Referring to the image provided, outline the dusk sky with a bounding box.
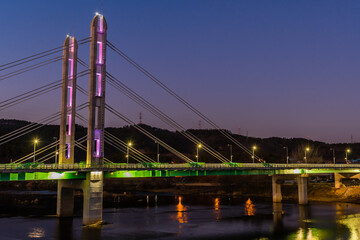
[1,0,360,143]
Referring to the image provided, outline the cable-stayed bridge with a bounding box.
[0,14,358,225]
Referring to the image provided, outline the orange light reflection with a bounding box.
[176,196,188,224]
[245,198,256,216]
[214,197,221,220]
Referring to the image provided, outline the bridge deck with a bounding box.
[0,163,358,181]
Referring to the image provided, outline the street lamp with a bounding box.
[345,149,351,163]
[227,144,233,162]
[330,148,335,164]
[53,137,58,164]
[196,144,202,162]
[283,147,289,164]
[33,139,39,163]
[252,146,256,163]
[126,142,132,164]
[155,141,160,163]
[304,147,310,163]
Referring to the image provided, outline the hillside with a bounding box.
[0,119,358,164]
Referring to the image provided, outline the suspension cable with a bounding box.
[106,104,193,163]
[106,72,229,163]
[0,70,89,111]
[0,37,90,71]
[0,103,88,146]
[0,56,63,82]
[107,40,261,161]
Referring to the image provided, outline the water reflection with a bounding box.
[82,226,102,240]
[272,203,283,232]
[28,227,45,238]
[175,196,188,224]
[56,218,74,240]
[6,195,360,239]
[299,205,311,229]
[337,213,360,240]
[244,198,256,216]
[294,227,329,240]
[214,197,221,220]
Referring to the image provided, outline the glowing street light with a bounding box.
[345,149,351,163]
[304,147,310,163]
[33,139,39,163]
[252,146,256,163]
[196,144,202,162]
[126,142,132,164]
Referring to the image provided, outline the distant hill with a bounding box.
[0,119,357,164]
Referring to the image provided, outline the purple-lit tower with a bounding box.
[57,35,78,219]
[87,13,107,165]
[57,15,107,225]
[59,36,78,164]
[82,13,107,226]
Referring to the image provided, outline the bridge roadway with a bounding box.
[0,163,359,181]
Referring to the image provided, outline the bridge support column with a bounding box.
[297,175,308,205]
[57,180,83,217]
[272,175,282,203]
[83,171,103,226]
[334,173,344,188]
[57,180,74,217]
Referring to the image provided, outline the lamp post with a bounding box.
[53,137,58,164]
[330,148,335,164]
[283,146,289,164]
[304,147,310,163]
[227,144,233,162]
[155,141,159,163]
[126,142,132,164]
[33,139,38,163]
[345,149,350,163]
[196,144,202,162]
[252,146,256,163]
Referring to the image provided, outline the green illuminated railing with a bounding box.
[1,163,360,172]
[0,163,359,181]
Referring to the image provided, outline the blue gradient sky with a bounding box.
[1,0,360,143]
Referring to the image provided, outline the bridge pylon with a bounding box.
[87,13,107,165]
[59,36,78,164]
[57,13,107,226]
[83,13,107,226]
[57,35,78,218]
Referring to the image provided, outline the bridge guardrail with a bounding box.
[1,163,360,172]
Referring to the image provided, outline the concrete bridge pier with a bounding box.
[57,180,83,217]
[82,172,104,226]
[57,180,75,217]
[272,175,282,203]
[297,175,308,205]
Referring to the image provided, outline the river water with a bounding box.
[0,194,360,239]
